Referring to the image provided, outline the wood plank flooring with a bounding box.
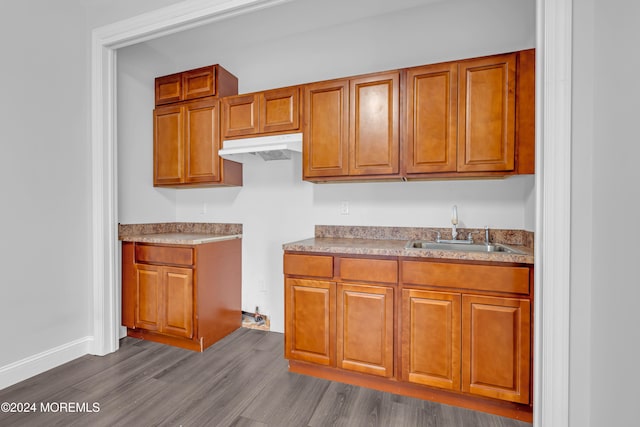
[0,328,532,427]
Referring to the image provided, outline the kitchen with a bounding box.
[1,0,637,426]
[116,0,535,419]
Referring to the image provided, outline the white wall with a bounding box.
[570,1,594,425]
[0,0,187,390]
[570,1,640,425]
[118,0,536,332]
[0,0,92,373]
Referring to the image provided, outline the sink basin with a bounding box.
[405,240,525,254]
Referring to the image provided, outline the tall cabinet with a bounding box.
[153,65,243,187]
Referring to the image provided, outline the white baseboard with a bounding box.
[0,336,93,391]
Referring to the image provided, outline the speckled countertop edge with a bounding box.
[283,226,534,265]
[119,222,242,245]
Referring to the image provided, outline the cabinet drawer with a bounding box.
[284,254,333,278]
[401,261,530,295]
[135,244,194,267]
[339,258,398,284]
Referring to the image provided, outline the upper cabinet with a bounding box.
[302,49,534,182]
[457,53,516,173]
[155,65,239,106]
[222,86,301,138]
[303,71,400,181]
[404,62,458,174]
[404,49,535,179]
[153,64,242,187]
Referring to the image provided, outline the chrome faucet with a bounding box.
[485,226,490,246]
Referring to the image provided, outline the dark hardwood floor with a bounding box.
[0,328,532,426]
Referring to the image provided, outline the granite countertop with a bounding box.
[119,222,242,246]
[282,226,534,265]
[121,232,241,245]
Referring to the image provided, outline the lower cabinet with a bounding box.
[284,278,335,366]
[135,263,194,338]
[337,282,394,377]
[284,251,533,420]
[284,254,396,378]
[401,289,530,404]
[122,239,242,352]
[462,294,530,404]
[401,289,461,390]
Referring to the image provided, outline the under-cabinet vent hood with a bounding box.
[219,133,302,162]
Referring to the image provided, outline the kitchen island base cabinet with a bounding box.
[122,238,241,352]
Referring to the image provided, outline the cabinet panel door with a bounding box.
[401,289,461,390]
[337,283,394,377]
[458,53,516,172]
[155,73,182,105]
[285,278,336,366]
[135,264,161,331]
[161,266,194,339]
[462,295,530,404]
[182,66,215,100]
[349,72,400,176]
[154,104,184,185]
[405,63,457,173]
[303,80,349,178]
[261,87,300,133]
[222,94,259,138]
[184,98,220,184]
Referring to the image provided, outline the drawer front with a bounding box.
[339,258,398,284]
[135,244,194,267]
[284,254,334,278]
[401,260,530,295]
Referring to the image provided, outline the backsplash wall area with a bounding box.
[117,0,536,332]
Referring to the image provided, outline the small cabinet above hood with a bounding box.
[218,133,302,162]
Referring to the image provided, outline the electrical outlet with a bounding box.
[340,200,349,215]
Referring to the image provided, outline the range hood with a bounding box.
[218,133,302,162]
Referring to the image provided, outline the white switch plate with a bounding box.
[340,200,349,215]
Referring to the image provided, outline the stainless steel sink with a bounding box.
[405,240,525,254]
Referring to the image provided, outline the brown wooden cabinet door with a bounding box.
[337,283,394,377]
[401,289,461,390]
[458,53,516,172]
[184,98,221,184]
[155,73,182,105]
[303,80,349,178]
[134,264,194,338]
[405,63,457,173]
[222,94,259,138]
[154,104,184,185]
[349,72,400,176]
[135,264,162,332]
[285,278,336,366]
[462,294,530,404]
[182,66,216,100]
[261,87,300,133]
[161,266,194,339]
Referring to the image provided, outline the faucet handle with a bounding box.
[436,231,441,242]
[485,226,490,244]
[467,232,473,242]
